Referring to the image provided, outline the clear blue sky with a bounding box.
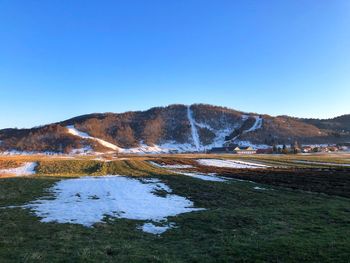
[0,0,349,129]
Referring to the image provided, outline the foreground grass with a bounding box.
[1,173,350,262]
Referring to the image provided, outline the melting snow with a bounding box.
[157,142,199,153]
[121,143,178,154]
[177,171,228,182]
[243,116,263,134]
[67,125,200,154]
[149,161,193,169]
[67,125,122,151]
[187,106,201,151]
[161,164,194,169]
[14,176,203,234]
[70,146,94,155]
[149,161,228,182]
[185,106,242,152]
[253,186,268,191]
[227,116,264,145]
[197,159,269,168]
[241,115,249,121]
[64,112,266,155]
[140,222,176,235]
[63,114,264,155]
[0,162,37,176]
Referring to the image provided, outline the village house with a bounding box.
[233,146,256,154]
[302,146,313,153]
[208,145,257,154]
[300,145,341,153]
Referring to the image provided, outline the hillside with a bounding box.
[302,115,350,133]
[0,104,349,154]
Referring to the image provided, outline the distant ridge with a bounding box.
[0,104,349,154]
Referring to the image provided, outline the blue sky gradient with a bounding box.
[0,0,349,128]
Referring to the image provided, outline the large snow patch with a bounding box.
[197,159,269,168]
[177,171,228,182]
[15,176,204,234]
[0,162,37,176]
[149,161,228,182]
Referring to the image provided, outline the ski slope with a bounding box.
[243,116,263,134]
[66,113,264,154]
[67,125,123,151]
[187,106,201,150]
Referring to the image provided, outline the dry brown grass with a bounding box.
[1,152,350,179]
[0,160,24,169]
[0,159,26,177]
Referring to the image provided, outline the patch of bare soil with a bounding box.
[151,157,350,198]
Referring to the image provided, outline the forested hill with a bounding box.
[0,104,349,154]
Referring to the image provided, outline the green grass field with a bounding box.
[0,154,350,262]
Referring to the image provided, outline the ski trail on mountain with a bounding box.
[187,106,200,151]
[243,116,263,134]
[66,125,122,151]
[225,116,263,144]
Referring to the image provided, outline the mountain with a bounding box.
[0,104,349,154]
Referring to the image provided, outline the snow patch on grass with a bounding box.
[70,146,94,155]
[149,161,227,182]
[140,222,176,235]
[16,176,204,234]
[177,171,228,182]
[0,162,37,176]
[197,159,269,169]
[149,161,193,169]
[253,186,268,191]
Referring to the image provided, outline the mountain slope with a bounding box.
[302,115,350,133]
[0,104,349,154]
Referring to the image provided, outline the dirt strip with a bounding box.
[151,158,350,198]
